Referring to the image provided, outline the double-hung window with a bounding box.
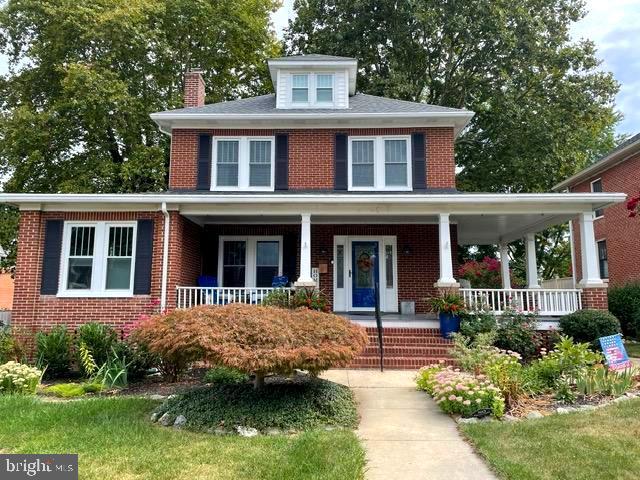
[212,137,275,190]
[348,136,411,190]
[61,222,136,296]
[316,74,334,103]
[591,178,604,218]
[218,236,283,288]
[292,74,309,103]
[597,239,609,279]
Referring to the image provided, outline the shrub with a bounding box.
[459,310,497,340]
[419,365,505,418]
[261,288,293,308]
[156,376,358,432]
[0,361,42,395]
[133,304,368,387]
[204,366,249,385]
[458,257,503,288]
[0,327,22,363]
[110,341,158,381]
[608,283,640,337]
[494,308,538,360]
[76,323,117,374]
[575,366,636,397]
[35,326,72,378]
[291,288,330,311]
[44,382,103,398]
[559,310,621,349]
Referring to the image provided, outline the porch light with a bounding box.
[402,245,411,255]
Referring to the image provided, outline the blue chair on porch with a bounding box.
[197,275,218,305]
[272,276,289,288]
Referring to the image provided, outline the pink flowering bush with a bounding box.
[458,257,503,288]
[628,192,640,218]
[416,365,505,418]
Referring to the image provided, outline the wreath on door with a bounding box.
[357,252,372,272]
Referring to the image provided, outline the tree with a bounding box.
[133,303,368,388]
[0,0,280,265]
[286,0,620,278]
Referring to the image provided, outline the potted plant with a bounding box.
[428,292,466,338]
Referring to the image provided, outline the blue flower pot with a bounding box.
[439,312,460,338]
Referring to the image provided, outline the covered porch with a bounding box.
[170,191,623,320]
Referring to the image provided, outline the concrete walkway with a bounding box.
[322,370,497,480]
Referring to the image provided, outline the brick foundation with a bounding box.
[581,286,609,310]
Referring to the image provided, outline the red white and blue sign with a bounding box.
[599,334,633,371]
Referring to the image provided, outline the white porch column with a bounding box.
[578,211,605,287]
[295,213,315,286]
[435,213,459,287]
[525,233,540,288]
[499,243,511,290]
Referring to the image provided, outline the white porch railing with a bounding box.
[176,286,293,309]
[460,288,583,316]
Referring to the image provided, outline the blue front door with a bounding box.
[351,241,379,308]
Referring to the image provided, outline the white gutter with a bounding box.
[160,202,170,313]
[149,111,474,121]
[0,192,626,206]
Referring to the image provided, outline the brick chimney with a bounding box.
[184,69,205,108]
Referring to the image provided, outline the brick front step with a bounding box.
[364,327,442,336]
[366,335,453,346]
[361,345,453,357]
[348,356,457,369]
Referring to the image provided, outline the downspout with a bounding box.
[160,202,170,312]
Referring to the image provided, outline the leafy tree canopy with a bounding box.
[0,0,281,266]
[287,0,621,277]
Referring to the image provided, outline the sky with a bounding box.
[0,0,637,136]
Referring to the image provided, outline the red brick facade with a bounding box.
[11,210,202,334]
[570,151,640,287]
[168,127,456,191]
[581,287,609,310]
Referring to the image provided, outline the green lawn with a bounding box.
[0,396,365,480]
[624,341,640,358]
[461,399,640,480]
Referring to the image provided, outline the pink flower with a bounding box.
[448,395,457,401]
[463,400,471,406]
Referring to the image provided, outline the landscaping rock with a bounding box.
[149,394,166,401]
[578,405,596,411]
[158,412,174,427]
[173,415,187,428]
[478,416,495,423]
[265,428,282,436]
[150,412,160,422]
[503,415,519,422]
[556,407,575,415]
[526,411,544,419]
[457,417,478,424]
[206,427,229,436]
[236,426,259,437]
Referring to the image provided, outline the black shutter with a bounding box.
[196,134,212,190]
[334,133,348,190]
[275,133,289,190]
[412,132,426,190]
[133,219,154,295]
[40,220,63,295]
[282,233,298,284]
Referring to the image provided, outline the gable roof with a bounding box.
[153,93,469,116]
[553,133,640,191]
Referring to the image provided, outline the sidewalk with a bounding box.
[322,369,497,480]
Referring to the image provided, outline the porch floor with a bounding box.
[338,313,438,329]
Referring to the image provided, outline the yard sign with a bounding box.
[599,334,633,371]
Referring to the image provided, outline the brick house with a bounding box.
[0,55,626,362]
[554,133,640,287]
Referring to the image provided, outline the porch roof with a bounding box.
[0,191,625,245]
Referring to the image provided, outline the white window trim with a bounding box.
[290,72,335,108]
[347,135,412,191]
[211,136,275,191]
[591,178,604,219]
[58,221,137,298]
[217,236,283,287]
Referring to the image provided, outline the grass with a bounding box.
[624,340,640,358]
[0,395,365,480]
[160,376,359,432]
[461,398,640,480]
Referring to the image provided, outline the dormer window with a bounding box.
[316,74,334,103]
[291,74,309,103]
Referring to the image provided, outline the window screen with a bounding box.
[106,226,134,290]
[351,140,375,187]
[216,140,239,186]
[292,74,309,102]
[67,226,95,290]
[384,139,408,186]
[249,140,272,187]
[316,74,333,102]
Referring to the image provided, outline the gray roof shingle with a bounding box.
[269,54,356,62]
[155,93,469,116]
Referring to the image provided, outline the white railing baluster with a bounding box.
[175,286,293,309]
[459,288,583,317]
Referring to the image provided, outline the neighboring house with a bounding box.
[0,55,625,347]
[0,245,12,311]
[554,134,640,287]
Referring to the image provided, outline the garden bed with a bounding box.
[153,374,359,434]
